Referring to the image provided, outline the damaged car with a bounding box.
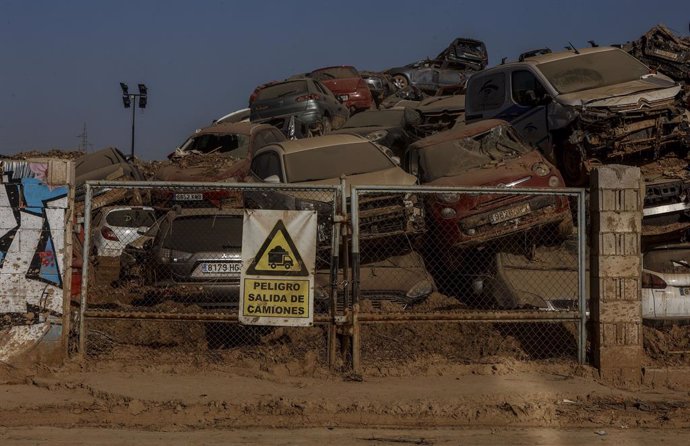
[250,78,349,135]
[386,38,487,93]
[246,134,425,243]
[465,46,690,225]
[308,66,373,113]
[624,24,690,85]
[406,120,572,252]
[331,107,422,157]
[642,242,690,320]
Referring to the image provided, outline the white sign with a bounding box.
[239,210,317,326]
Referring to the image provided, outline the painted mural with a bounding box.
[1,160,69,361]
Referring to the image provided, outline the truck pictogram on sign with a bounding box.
[246,219,308,277]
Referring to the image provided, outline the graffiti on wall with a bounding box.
[1,160,68,338]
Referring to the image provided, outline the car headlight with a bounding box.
[406,280,433,300]
[437,193,460,204]
[366,130,388,142]
[440,207,457,219]
[531,162,550,177]
[548,175,560,187]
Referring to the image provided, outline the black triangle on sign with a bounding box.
[246,219,308,276]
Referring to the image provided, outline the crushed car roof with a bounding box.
[509,46,624,66]
[411,119,508,149]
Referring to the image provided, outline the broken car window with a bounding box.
[310,67,359,80]
[179,133,250,157]
[418,125,532,182]
[537,49,650,94]
[255,80,308,100]
[511,70,548,106]
[644,247,690,274]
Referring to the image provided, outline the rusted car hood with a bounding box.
[155,158,247,182]
[425,150,546,187]
[558,78,680,106]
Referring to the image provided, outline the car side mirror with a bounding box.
[263,174,281,183]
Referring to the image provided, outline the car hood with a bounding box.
[321,78,362,94]
[417,95,466,112]
[557,77,681,107]
[300,166,417,191]
[425,150,549,187]
[333,125,395,136]
[155,159,247,182]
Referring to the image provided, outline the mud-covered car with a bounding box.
[360,71,396,107]
[465,46,690,223]
[250,78,349,135]
[642,243,690,320]
[246,134,425,243]
[386,38,487,93]
[132,208,244,307]
[314,250,435,311]
[331,107,422,157]
[308,66,373,113]
[406,120,572,250]
[414,94,466,136]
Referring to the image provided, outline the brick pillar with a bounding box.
[590,165,644,384]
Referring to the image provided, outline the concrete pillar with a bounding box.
[590,165,644,385]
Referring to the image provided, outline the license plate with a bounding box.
[174,193,203,201]
[199,262,241,274]
[490,203,531,224]
[680,287,690,296]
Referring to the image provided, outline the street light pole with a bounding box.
[119,82,148,159]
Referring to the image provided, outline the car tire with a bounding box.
[392,74,409,90]
[320,116,332,135]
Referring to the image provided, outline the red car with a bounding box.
[406,119,572,250]
[308,66,373,113]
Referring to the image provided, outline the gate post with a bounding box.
[590,165,644,384]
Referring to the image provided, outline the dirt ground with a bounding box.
[2,356,690,441]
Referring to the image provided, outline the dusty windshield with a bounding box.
[418,125,531,182]
[180,133,250,157]
[342,110,403,128]
[163,215,243,252]
[537,50,650,94]
[256,81,308,100]
[285,142,394,182]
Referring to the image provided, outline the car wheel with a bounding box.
[320,116,332,135]
[392,75,409,90]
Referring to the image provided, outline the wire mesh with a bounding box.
[351,186,586,367]
[79,181,341,362]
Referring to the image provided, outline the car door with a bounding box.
[506,69,551,154]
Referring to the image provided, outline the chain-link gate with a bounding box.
[349,185,587,371]
[77,181,343,368]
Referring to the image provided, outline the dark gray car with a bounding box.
[250,78,349,135]
[147,208,244,307]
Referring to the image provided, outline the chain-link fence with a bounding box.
[349,185,587,370]
[77,181,343,367]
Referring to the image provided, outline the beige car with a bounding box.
[247,134,426,242]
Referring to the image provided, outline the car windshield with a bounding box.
[163,215,243,252]
[342,110,404,128]
[311,67,359,80]
[644,248,690,274]
[256,81,308,100]
[537,50,650,94]
[105,209,156,228]
[179,133,250,157]
[285,142,395,182]
[418,125,532,182]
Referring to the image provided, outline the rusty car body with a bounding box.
[624,24,690,85]
[465,46,690,225]
[406,120,572,251]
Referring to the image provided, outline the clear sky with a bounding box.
[1,0,688,160]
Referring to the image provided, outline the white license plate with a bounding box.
[200,262,241,274]
[174,193,203,201]
[680,287,690,296]
[490,203,531,224]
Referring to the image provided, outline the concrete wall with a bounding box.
[590,165,644,384]
[0,159,74,364]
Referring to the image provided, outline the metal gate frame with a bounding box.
[349,185,588,369]
[77,180,344,366]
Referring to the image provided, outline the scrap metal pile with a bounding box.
[10,24,689,322]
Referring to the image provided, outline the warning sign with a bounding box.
[239,210,317,327]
